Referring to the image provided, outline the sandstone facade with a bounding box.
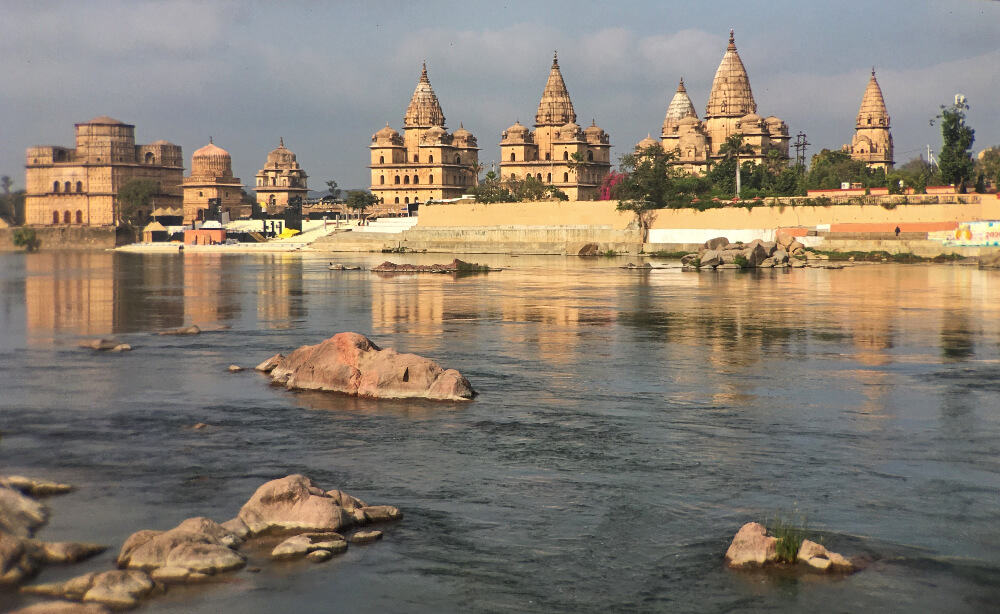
[848,70,894,170]
[24,116,183,226]
[499,53,611,200]
[369,64,480,215]
[254,138,308,214]
[181,139,244,225]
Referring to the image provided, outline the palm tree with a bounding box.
[718,135,755,197]
[469,161,485,187]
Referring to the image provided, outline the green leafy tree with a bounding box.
[933,98,975,191]
[802,149,886,190]
[344,190,379,216]
[116,179,158,228]
[613,145,712,241]
[325,180,342,201]
[12,227,40,251]
[0,176,14,223]
[974,147,1000,190]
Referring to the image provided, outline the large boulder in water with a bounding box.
[267,332,475,401]
[237,474,402,537]
[725,522,777,567]
[0,487,48,537]
[116,516,244,577]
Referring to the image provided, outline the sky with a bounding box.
[2,0,999,191]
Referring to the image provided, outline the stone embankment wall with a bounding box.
[313,195,1000,256]
[0,226,116,252]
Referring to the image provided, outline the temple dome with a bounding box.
[557,122,582,141]
[191,140,233,178]
[662,79,699,135]
[705,30,757,118]
[535,52,577,127]
[421,125,450,145]
[266,138,298,168]
[85,115,128,125]
[857,70,890,128]
[404,63,446,128]
[636,134,659,150]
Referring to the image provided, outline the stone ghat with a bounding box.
[13,474,402,613]
[681,232,827,270]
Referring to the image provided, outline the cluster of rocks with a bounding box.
[1,476,106,589]
[13,474,402,612]
[157,325,201,336]
[681,233,825,271]
[371,259,494,274]
[258,332,475,402]
[725,522,854,573]
[78,339,131,353]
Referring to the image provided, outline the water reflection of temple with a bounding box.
[255,254,306,328]
[26,252,115,344]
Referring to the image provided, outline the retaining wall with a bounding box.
[0,226,116,252]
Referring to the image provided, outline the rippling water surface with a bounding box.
[1,251,999,613]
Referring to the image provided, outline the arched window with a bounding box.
[380,176,385,185]
[510,152,516,161]
[413,154,419,163]
[454,154,460,164]
[429,174,434,184]
[545,153,551,161]
[76,181,83,193]
[271,177,276,186]
[63,210,71,223]
[510,173,517,180]
[144,152,155,164]
[587,150,594,162]
[537,173,542,180]
[52,211,59,224]
[413,176,419,185]
[404,197,409,204]
[563,172,569,182]
[394,197,399,204]
[64,181,71,192]
[403,176,409,185]
[379,155,385,164]
[394,176,400,185]
[53,181,60,193]
[547,173,552,182]
[562,151,568,161]
[197,209,204,221]
[75,210,83,224]
[429,154,434,163]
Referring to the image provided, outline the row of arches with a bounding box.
[506,150,596,162]
[376,154,463,165]
[379,174,470,186]
[53,181,83,193]
[51,210,84,224]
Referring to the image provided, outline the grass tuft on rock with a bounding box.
[768,512,808,564]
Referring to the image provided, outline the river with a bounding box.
[1,251,999,613]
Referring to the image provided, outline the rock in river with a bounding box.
[266,332,475,401]
[724,522,777,567]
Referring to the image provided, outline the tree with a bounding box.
[0,176,14,223]
[1,176,12,195]
[468,161,485,187]
[12,227,40,251]
[974,147,1000,190]
[344,190,378,217]
[613,145,711,241]
[325,180,342,201]
[933,98,975,191]
[802,149,886,190]
[116,179,158,228]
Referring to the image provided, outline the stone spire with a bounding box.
[662,78,699,135]
[535,51,577,127]
[404,62,446,128]
[705,30,757,118]
[857,69,890,128]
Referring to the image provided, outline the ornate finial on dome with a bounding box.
[872,66,876,77]
[209,136,213,144]
[553,50,558,66]
[592,118,596,127]
[421,61,428,80]
[460,121,464,129]
[279,137,284,147]
[678,78,686,92]
[728,29,736,49]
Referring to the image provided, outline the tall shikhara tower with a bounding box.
[850,70,893,170]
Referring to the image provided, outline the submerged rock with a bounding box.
[0,486,49,537]
[797,539,853,571]
[116,516,243,576]
[10,601,111,614]
[271,532,346,559]
[158,325,201,336]
[266,332,475,401]
[24,570,155,610]
[77,339,120,351]
[1,476,73,498]
[1,531,37,585]
[349,530,382,544]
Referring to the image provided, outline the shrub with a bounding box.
[12,227,41,252]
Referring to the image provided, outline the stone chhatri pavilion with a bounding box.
[639,30,790,173]
[848,70,893,170]
[24,116,183,226]
[500,52,611,200]
[181,138,243,224]
[255,138,309,214]
[369,63,480,214]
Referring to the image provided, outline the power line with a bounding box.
[793,132,809,168]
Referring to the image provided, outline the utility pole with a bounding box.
[927,144,937,167]
[793,132,809,169]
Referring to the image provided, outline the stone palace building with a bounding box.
[637,31,790,173]
[369,64,480,214]
[24,116,183,226]
[499,53,611,200]
[181,139,243,224]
